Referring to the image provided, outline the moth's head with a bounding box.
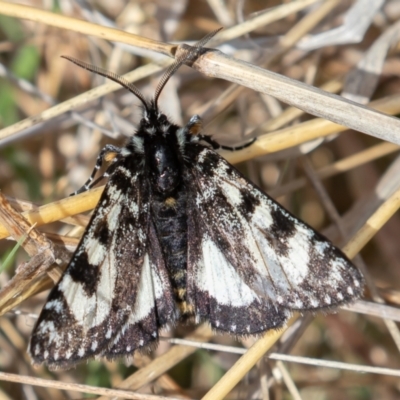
[139,102,171,135]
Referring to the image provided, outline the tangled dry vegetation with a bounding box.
[1,0,400,399]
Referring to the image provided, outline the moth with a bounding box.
[29,32,363,369]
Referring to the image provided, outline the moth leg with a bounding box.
[199,135,256,151]
[70,144,122,196]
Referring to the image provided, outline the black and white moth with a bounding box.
[29,33,363,370]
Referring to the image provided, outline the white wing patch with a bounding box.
[110,252,170,347]
[196,235,258,307]
[107,202,122,231]
[129,253,164,325]
[58,249,116,329]
[84,237,107,266]
[80,189,124,266]
[252,217,311,286]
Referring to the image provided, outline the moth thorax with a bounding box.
[148,136,181,195]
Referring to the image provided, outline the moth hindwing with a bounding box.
[29,33,363,370]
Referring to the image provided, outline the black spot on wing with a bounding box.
[93,219,110,245]
[108,156,144,193]
[260,207,297,257]
[194,148,219,176]
[110,170,133,192]
[68,252,100,297]
[238,187,260,216]
[270,207,296,238]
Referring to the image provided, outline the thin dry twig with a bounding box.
[269,142,400,198]
[268,354,400,377]
[343,187,400,258]
[0,1,173,56]
[194,51,400,146]
[274,361,303,400]
[210,0,320,44]
[0,371,182,400]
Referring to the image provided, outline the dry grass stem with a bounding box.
[0,371,182,400]
[0,1,173,56]
[210,0,320,44]
[343,300,400,323]
[221,94,400,164]
[196,52,400,145]
[270,142,400,198]
[343,187,400,258]
[274,361,303,400]
[267,354,400,377]
[0,187,103,239]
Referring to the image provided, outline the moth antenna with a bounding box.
[153,27,223,110]
[61,56,149,114]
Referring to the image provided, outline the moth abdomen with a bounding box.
[151,188,189,310]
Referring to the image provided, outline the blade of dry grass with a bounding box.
[342,19,400,103]
[0,1,173,56]
[269,142,400,198]
[0,371,182,400]
[221,94,400,164]
[194,51,400,146]
[274,361,303,400]
[206,0,233,26]
[343,187,400,257]
[298,0,385,50]
[209,0,320,45]
[268,353,400,377]
[279,0,341,49]
[344,299,400,323]
[0,187,103,240]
